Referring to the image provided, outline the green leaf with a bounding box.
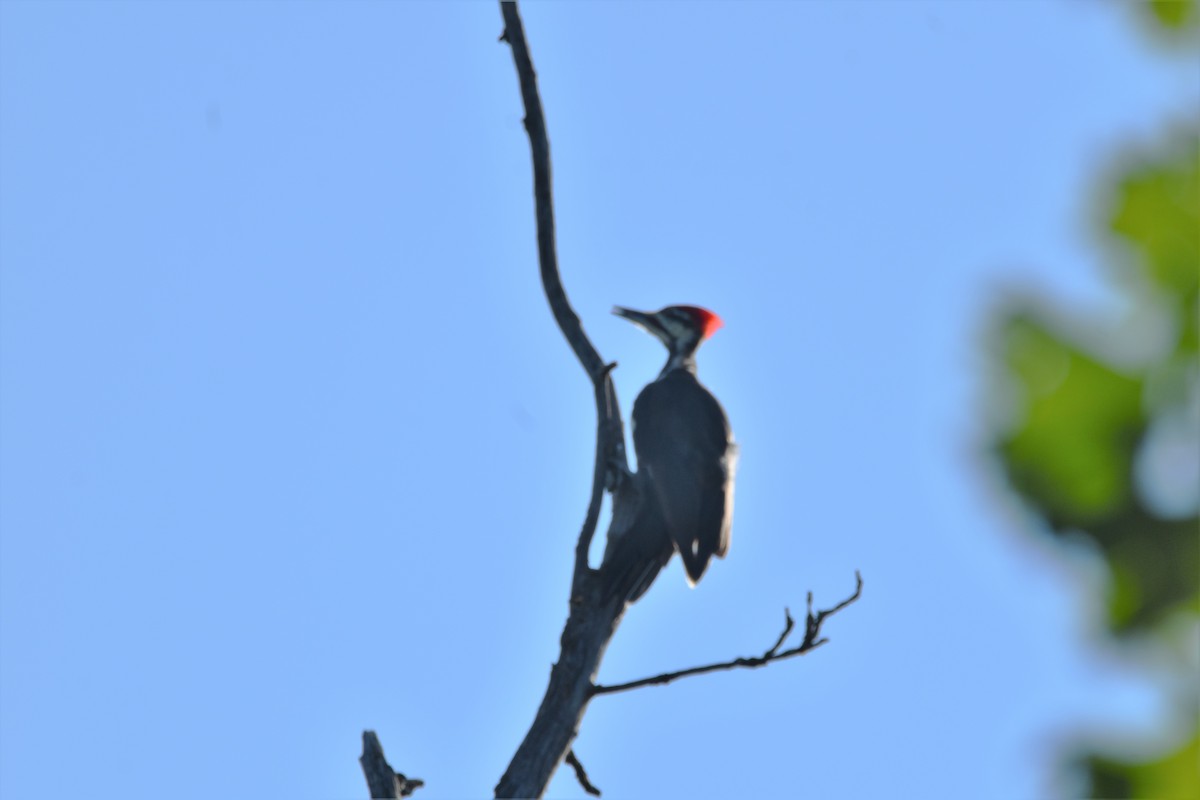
[997,314,1144,528]
[1108,132,1200,334]
[1101,518,1199,632]
[1086,728,1200,800]
[1145,0,1198,30]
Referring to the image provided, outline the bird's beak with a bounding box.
[612,306,666,338]
[612,306,655,327]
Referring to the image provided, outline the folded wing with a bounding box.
[632,370,736,585]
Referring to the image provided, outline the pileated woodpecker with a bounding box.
[603,305,737,603]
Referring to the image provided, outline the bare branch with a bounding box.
[591,573,863,696]
[492,4,642,796]
[497,0,628,596]
[766,607,796,656]
[360,731,424,799]
[565,749,602,797]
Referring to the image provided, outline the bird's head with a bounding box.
[612,305,723,362]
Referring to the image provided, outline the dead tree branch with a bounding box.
[360,731,423,799]
[592,572,863,696]
[493,2,637,795]
[565,749,603,797]
[496,0,629,597]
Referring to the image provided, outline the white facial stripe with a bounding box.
[661,312,692,336]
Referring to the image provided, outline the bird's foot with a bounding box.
[604,455,634,493]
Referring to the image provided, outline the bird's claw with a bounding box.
[604,454,634,492]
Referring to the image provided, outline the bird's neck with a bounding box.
[660,350,698,377]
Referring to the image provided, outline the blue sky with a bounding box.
[1,2,1195,798]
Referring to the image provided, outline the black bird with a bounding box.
[603,305,737,603]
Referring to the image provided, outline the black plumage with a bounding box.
[632,369,735,584]
[602,305,737,603]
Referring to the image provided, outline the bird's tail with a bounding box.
[600,518,673,606]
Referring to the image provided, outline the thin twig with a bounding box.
[766,607,795,656]
[591,572,863,696]
[564,750,602,797]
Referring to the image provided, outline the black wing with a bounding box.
[632,370,736,584]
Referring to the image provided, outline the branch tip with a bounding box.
[565,749,602,797]
[359,730,424,799]
[591,572,864,696]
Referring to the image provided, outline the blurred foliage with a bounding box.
[986,7,1198,798]
[993,130,1200,634]
[1109,131,1200,354]
[1145,0,1198,32]
[999,316,1144,526]
[1086,732,1200,800]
